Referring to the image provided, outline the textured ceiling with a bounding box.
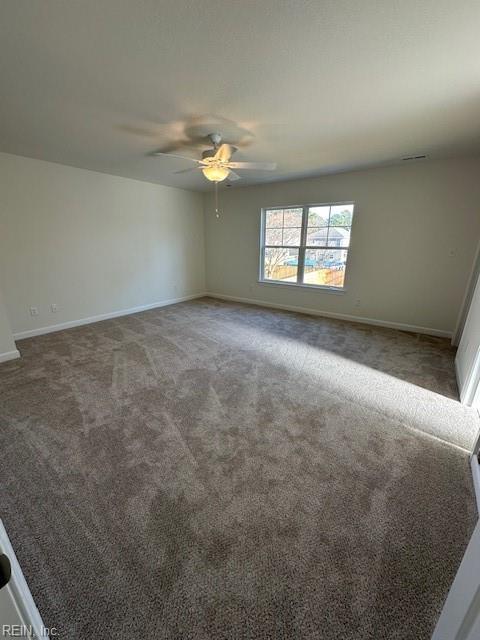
[1,0,480,191]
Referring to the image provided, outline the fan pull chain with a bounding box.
[215,181,220,218]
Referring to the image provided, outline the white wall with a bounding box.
[204,157,480,335]
[0,153,205,336]
[2,153,479,340]
[0,286,18,360]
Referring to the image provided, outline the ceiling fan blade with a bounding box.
[227,161,276,170]
[150,151,199,162]
[228,171,241,181]
[214,144,237,162]
[173,166,202,174]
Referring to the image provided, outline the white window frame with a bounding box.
[258,201,355,292]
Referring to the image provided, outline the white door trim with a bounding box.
[459,347,480,406]
[431,518,480,639]
[471,428,480,516]
[0,520,47,639]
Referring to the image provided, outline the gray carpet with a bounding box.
[0,297,477,639]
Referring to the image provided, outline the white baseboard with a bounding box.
[0,349,21,363]
[206,292,452,338]
[13,293,207,340]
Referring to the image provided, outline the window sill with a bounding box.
[257,280,346,294]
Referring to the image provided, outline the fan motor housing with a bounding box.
[208,132,222,145]
[202,149,217,160]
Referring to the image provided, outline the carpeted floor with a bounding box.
[0,297,478,639]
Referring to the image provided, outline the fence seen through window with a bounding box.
[260,203,354,289]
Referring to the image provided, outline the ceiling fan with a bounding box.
[151,132,276,183]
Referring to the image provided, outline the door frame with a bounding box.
[470,430,480,515]
[0,520,47,638]
[431,518,480,640]
[458,347,480,406]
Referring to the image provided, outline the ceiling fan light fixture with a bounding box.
[202,165,230,182]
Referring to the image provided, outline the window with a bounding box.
[260,202,354,289]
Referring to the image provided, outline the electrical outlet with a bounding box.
[50,303,59,313]
[29,306,39,317]
[354,298,361,308]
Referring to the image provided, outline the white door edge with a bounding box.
[460,348,480,406]
[0,519,47,639]
[431,519,480,639]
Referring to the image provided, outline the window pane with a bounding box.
[329,205,353,227]
[283,208,303,227]
[306,227,328,246]
[308,206,330,227]
[264,248,299,282]
[265,228,283,246]
[282,227,301,246]
[327,226,351,248]
[265,210,283,228]
[302,249,348,288]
